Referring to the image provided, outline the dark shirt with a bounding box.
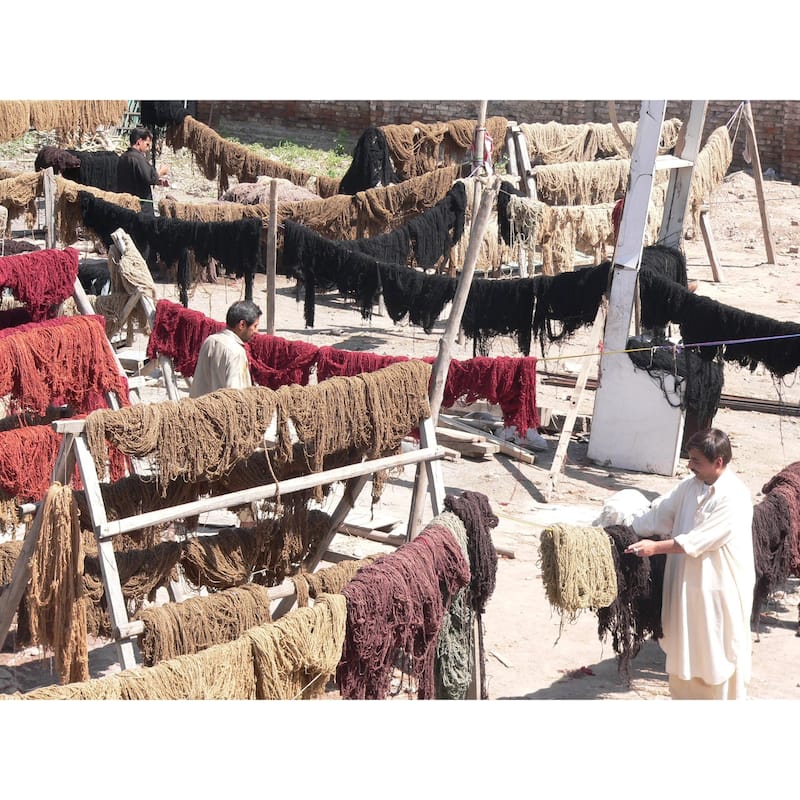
[116,147,160,212]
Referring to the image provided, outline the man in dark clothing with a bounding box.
[116,127,169,217]
[116,127,170,275]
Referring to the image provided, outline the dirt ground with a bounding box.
[1,139,799,705]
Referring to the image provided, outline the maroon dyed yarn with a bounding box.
[337,524,470,699]
[443,490,498,614]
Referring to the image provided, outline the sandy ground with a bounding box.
[1,143,799,706]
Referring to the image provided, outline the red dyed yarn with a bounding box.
[148,299,320,387]
[0,315,130,415]
[315,346,408,381]
[247,334,319,389]
[146,299,224,377]
[0,247,79,321]
[442,355,540,434]
[0,426,67,501]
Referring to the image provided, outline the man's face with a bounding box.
[134,136,152,153]
[687,448,724,485]
[234,318,260,343]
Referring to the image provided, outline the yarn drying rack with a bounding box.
[0,404,447,673]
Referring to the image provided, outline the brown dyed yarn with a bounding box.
[0,171,41,230]
[247,592,347,699]
[0,539,23,584]
[81,539,183,637]
[55,175,142,245]
[275,360,431,502]
[28,100,126,142]
[181,528,268,591]
[4,595,346,701]
[26,483,89,685]
[136,582,274,666]
[180,505,330,592]
[291,555,381,608]
[1,635,258,700]
[74,473,202,552]
[0,100,31,143]
[84,387,280,488]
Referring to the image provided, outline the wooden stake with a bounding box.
[265,178,278,334]
[406,175,502,538]
[43,167,57,249]
[743,101,777,265]
[699,206,724,282]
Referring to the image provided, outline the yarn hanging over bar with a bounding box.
[0,247,79,321]
[337,523,470,699]
[539,524,618,619]
[0,315,130,416]
[597,525,665,680]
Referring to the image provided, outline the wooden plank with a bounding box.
[451,441,500,459]
[699,207,724,282]
[743,100,777,265]
[439,415,537,465]
[435,426,486,444]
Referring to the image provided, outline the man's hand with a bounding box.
[625,538,683,557]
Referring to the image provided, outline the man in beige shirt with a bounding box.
[625,428,755,699]
[189,300,262,398]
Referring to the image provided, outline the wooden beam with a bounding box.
[100,445,445,539]
[743,100,777,265]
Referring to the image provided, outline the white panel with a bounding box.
[588,354,685,476]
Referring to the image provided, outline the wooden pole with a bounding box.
[265,178,278,334]
[743,101,777,265]
[406,175,501,538]
[43,167,56,249]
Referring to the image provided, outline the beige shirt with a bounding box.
[632,467,755,688]
[189,329,251,398]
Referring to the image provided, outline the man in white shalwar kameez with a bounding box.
[189,300,262,398]
[625,428,755,700]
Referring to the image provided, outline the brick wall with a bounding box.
[194,100,800,183]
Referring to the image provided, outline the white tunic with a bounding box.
[189,329,251,398]
[631,467,755,688]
